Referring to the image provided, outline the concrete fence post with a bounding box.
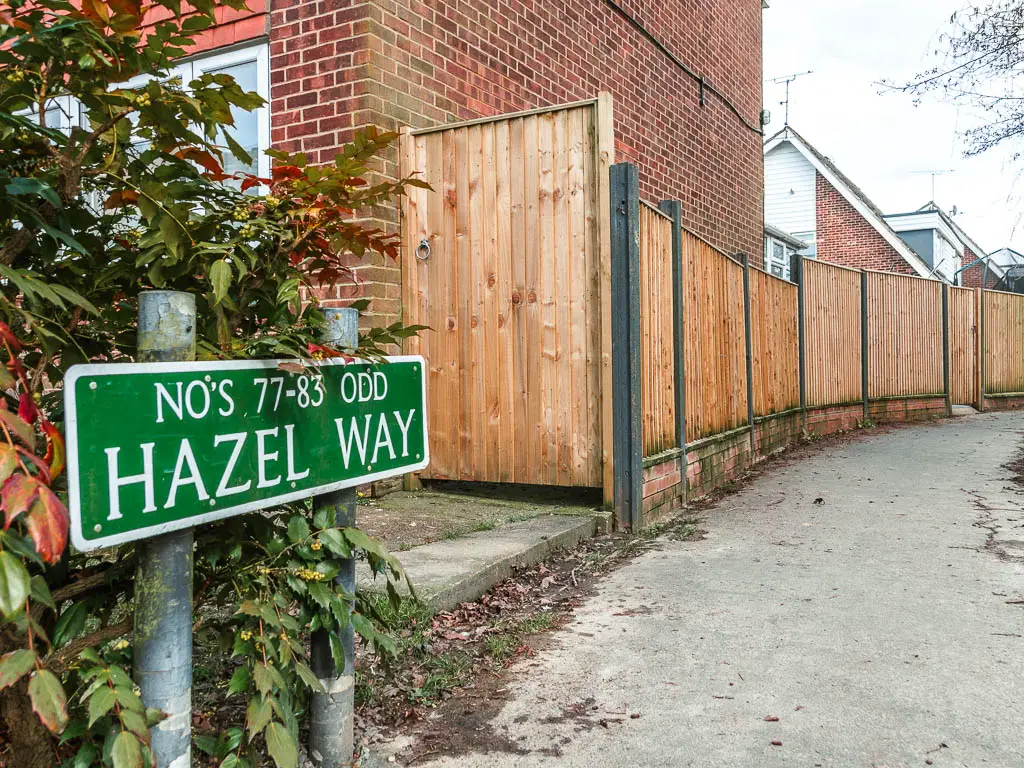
[942,283,952,416]
[741,253,755,453]
[609,163,642,530]
[977,286,986,412]
[135,290,196,768]
[309,307,359,767]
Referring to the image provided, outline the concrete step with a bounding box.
[358,514,598,612]
[952,405,980,417]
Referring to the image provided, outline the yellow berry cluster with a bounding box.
[296,568,328,582]
[239,630,253,642]
[310,540,323,551]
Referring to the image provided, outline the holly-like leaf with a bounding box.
[110,730,143,768]
[28,487,69,564]
[264,722,298,768]
[0,550,30,616]
[0,649,36,690]
[27,669,68,734]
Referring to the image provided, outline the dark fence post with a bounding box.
[741,252,756,454]
[942,283,952,417]
[610,163,642,530]
[978,287,986,412]
[861,271,870,423]
[659,199,685,460]
[795,254,807,431]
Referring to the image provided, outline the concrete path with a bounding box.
[416,413,1024,768]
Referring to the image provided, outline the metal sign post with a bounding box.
[310,307,359,767]
[134,290,197,768]
[64,294,430,768]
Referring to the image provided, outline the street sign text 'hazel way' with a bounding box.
[65,356,428,550]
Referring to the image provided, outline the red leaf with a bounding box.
[175,148,224,176]
[2,473,39,530]
[17,393,37,426]
[0,406,35,451]
[41,421,65,479]
[271,165,303,182]
[0,322,21,353]
[27,488,69,564]
[241,175,272,192]
[0,445,17,487]
[307,343,342,360]
[103,190,139,209]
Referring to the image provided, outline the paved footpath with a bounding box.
[418,413,1024,768]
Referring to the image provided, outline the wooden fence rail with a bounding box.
[402,152,1024,531]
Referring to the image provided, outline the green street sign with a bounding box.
[66,357,428,550]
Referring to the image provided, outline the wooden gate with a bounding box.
[948,286,979,405]
[400,98,613,492]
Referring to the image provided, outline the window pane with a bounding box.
[205,60,259,178]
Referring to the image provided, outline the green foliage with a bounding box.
[0,0,422,764]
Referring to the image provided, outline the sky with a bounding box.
[763,0,1024,254]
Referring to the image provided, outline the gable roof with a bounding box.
[914,201,1005,279]
[764,127,936,279]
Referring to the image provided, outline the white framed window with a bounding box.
[188,43,271,180]
[117,41,271,180]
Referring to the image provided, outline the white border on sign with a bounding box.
[65,356,429,551]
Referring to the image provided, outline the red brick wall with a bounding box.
[815,172,915,275]
[144,0,268,55]
[268,0,766,322]
[960,245,1002,288]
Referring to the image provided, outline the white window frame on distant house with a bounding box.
[187,42,272,180]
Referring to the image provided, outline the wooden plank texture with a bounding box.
[638,202,677,456]
[401,103,605,487]
[983,289,1024,394]
[748,266,800,416]
[803,259,862,407]
[865,272,944,398]
[681,229,749,440]
[948,285,979,405]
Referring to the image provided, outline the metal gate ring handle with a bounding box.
[416,238,431,261]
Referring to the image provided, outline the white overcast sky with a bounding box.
[763,0,1024,253]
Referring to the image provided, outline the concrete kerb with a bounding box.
[358,514,603,613]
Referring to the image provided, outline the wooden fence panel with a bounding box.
[865,272,944,399]
[682,231,748,440]
[400,102,608,487]
[639,202,677,456]
[948,286,979,405]
[749,267,800,416]
[803,259,862,407]
[983,289,1024,394]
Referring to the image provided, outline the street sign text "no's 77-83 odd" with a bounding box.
[65,356,428,550]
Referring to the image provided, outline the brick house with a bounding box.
[143,0,767,327]
[764,127,936,280]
